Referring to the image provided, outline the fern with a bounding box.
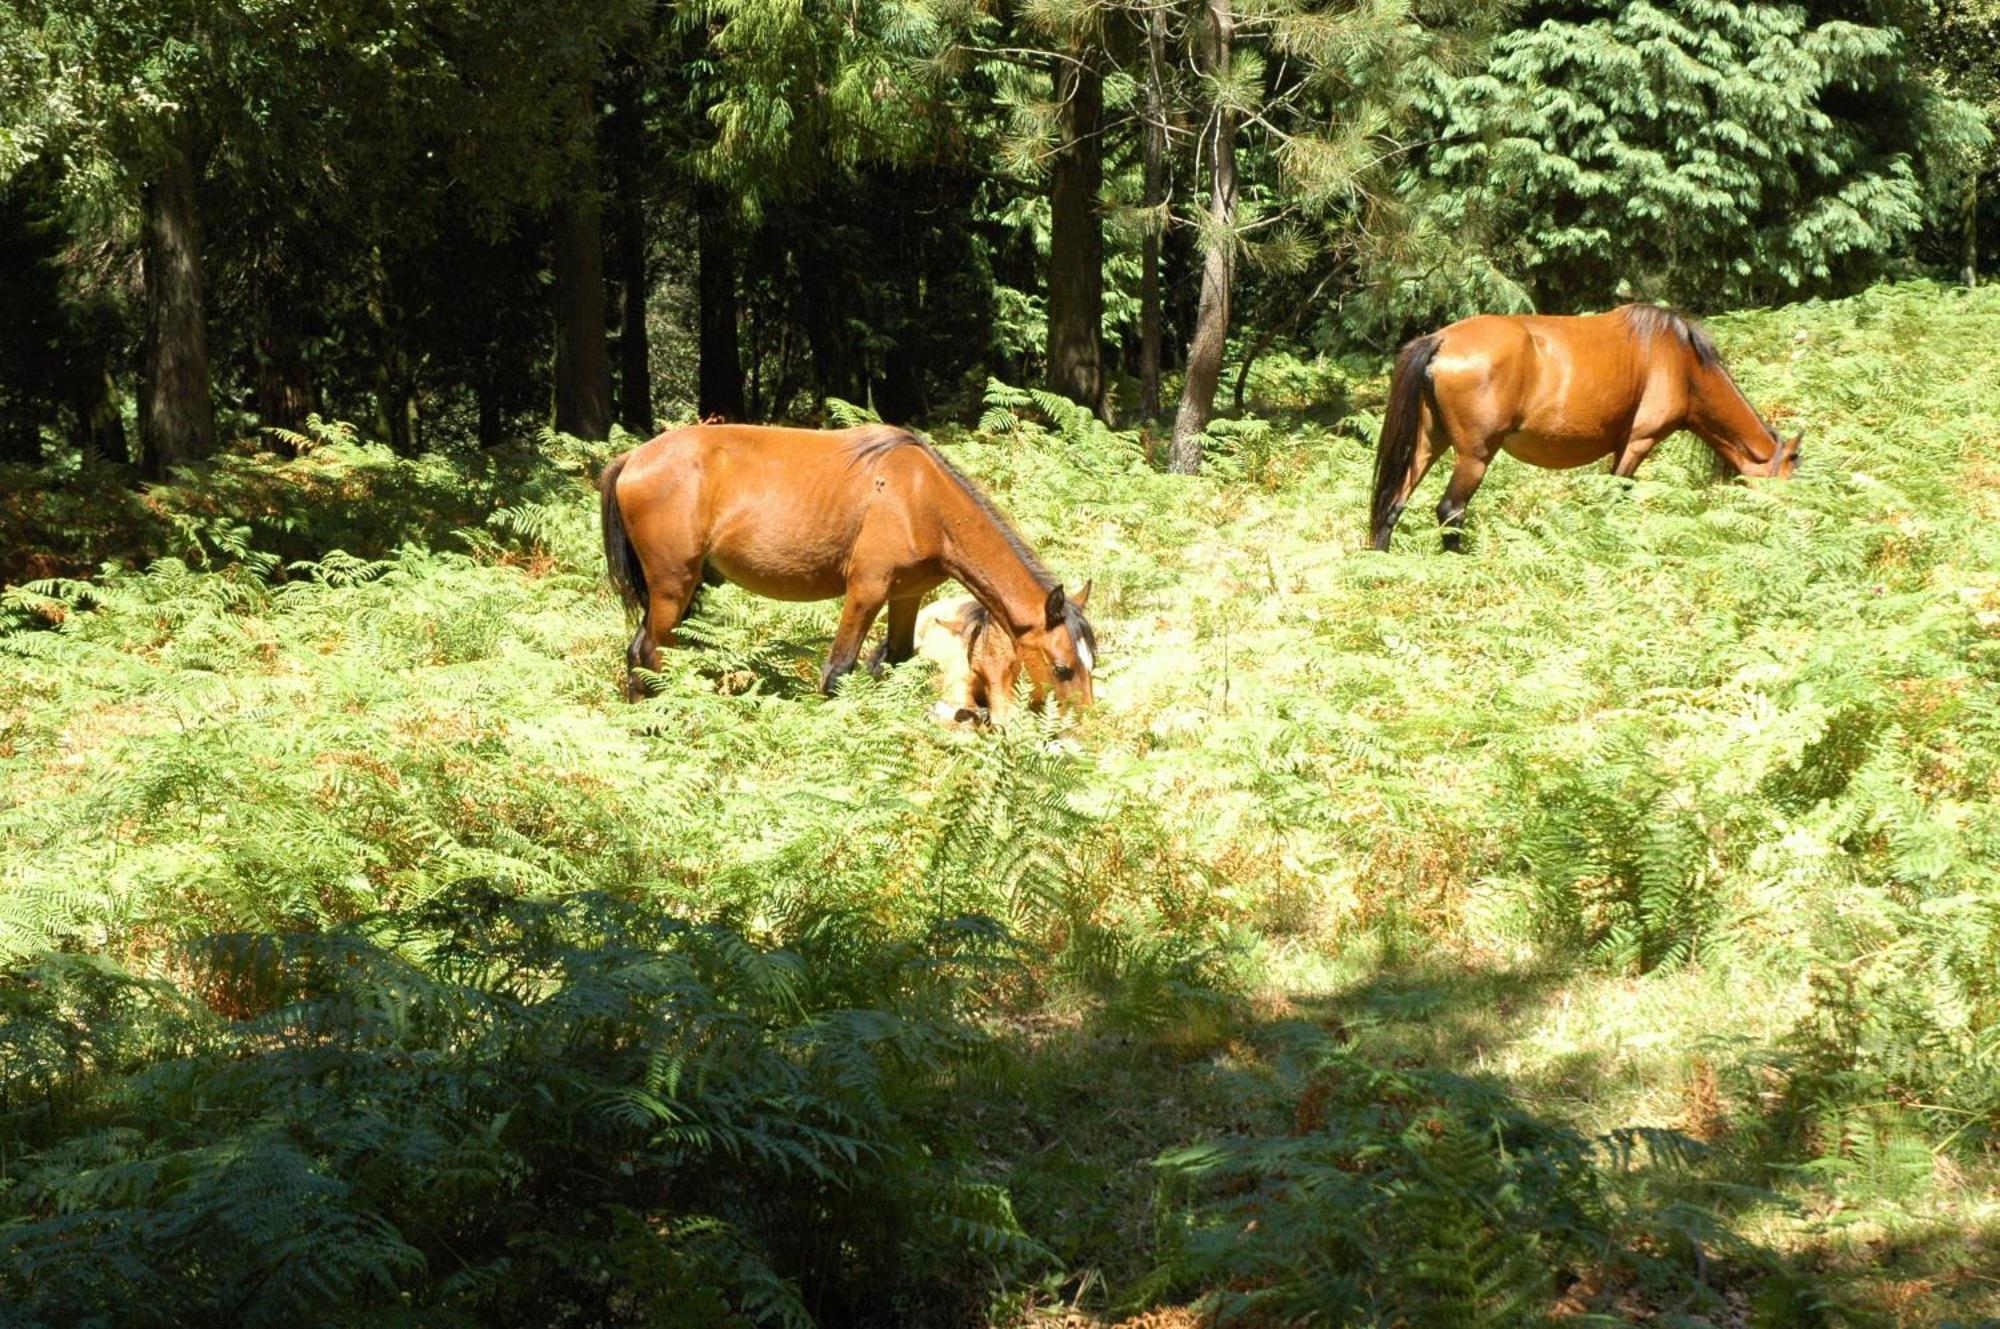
[0,890,1031,1326]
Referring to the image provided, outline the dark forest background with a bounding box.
[1,0,1995,480]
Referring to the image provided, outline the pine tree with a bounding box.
[1413,0,1983,310]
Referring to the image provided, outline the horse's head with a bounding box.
[1014,581,1096,710]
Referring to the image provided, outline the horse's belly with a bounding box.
[1499,431,1613,470]
[707,554,848,602]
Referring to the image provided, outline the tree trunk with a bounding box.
[250,239,312,438]
[1045,51,1104,414]
[802,257,846,404]
[873,205,925,422]
[374,372,416,453]
[254,307,312,437]
[139,120,214,481]
[698,191,746,420]
[71,364,126,464]
[1170,0,1237,475]
[1139,10,1167,426]
[477,365,503,449]
[552,178,613,439]
[1965,170,1979,290]
[611,73,654,435]
[366,253,417,454]
[255,338,313,435]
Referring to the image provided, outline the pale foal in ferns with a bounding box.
[910,586,1094,727]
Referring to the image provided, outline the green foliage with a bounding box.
[0,427,577,584]
[1515,719,1733,973]
[6,283,2000,1322]
[1399,0,1987,314]
[0,889,1031,1325]
[1153,1029,1735,1327]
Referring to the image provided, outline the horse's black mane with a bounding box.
[958,596,1098,659]
[1620,303,1721,370]
[1621,304,1788,449]
[846,425,1055,588]
[847,425,1095,650]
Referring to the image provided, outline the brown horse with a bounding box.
[599,423,1097,704]
[1370,304,1800,551]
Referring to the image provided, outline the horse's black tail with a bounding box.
[1370,333,1441,550]
[599,454,647,616]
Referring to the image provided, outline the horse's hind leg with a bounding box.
[1435,451,1492,554]
[624,623,652,698]
[1380,420,1449,547]
[626,561,704,699]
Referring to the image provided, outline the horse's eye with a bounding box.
[1054,664,1075,683]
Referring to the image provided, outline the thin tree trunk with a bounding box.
[366,252,416,454]
[70,366,125,464]
[1965,170,1980,290]
[802,257,846,404]
[1170,0,1237,475]
[1232,269,1338,414]
[140,120,214,480]
[1139,9,1167,427]
[255,337,312,434]
[611,72,653,435]
[876,205,926,422]
[552,183,613,439]
[477,364,503,449]
[374,370,415,453]
[1045,50,1104,414]
[250,235,312,438]
[698,190,746,420]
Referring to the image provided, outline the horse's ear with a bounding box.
[1044,584,1067,629]
[1073,579,1092,610]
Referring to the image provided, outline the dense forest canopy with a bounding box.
[0,0,1994,478]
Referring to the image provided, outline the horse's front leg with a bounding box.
[878,595,923,668]
[821,579,890,694]
[1610,437,1659,479]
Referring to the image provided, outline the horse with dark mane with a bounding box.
[1371,304,1801,551]
[599,423,1097,705]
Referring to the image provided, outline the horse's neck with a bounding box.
[934,478,1047,636]
[1687,365,1775,472]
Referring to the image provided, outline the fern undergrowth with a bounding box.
[6,282,2000,1325]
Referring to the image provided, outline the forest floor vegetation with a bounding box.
[5,282,2000,1326]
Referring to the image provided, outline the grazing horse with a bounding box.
[894,590,1093,727]
[599,423,1097,705]
[1370,304,1800,551]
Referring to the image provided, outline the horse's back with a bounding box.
[612,423,935,602]
[1434,309,1636,365]
[619,423,881,487]
[1428,309,1665,462]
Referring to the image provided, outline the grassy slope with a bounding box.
[4,281,2000,1324]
